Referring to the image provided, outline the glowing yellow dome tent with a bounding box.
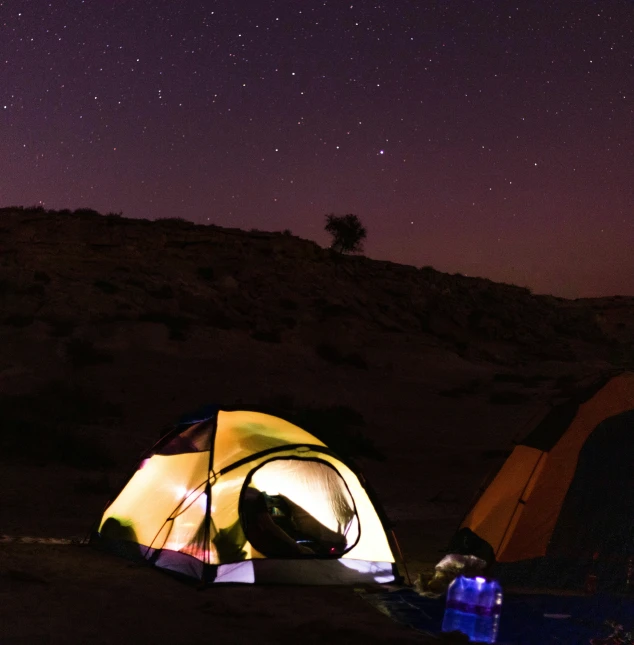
[94,406,398,585]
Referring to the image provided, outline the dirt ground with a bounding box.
[0,452,455,645]
[1,543,429,645]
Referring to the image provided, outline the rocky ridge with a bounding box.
[1,206,631,369]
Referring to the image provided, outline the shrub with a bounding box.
[321,303,349,317]
[158,216,187,223]
[66,338,114,368]
[47,318,76,337]
[139,312,190,341]
[315,342,344,364]
[0,382,120,469]
[280,316,297,329]
[345,352,368,369]
[24,283,46,296]
[3,314,34,327]
[205,309,236,330]
[492,372,526,384]
[489,391,531,405]
[73,208,100,218]
[126,277,146,289]
[438,380,481,398]
[250,329,282,343]
[555,373,578,390]
[24,205,46,214]
[33,271,51,283]
[324,213,367,254]
[455,340,469,354]
[0,206,22,214]
[493,372,549,387]
[197,266,215,282]
[315,343,368,369]
[279,298,298,311]
[149,285,174,299]
[93,279,119,294]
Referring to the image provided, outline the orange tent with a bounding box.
[451,371,634,591]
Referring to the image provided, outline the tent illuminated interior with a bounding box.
[93,406,399,585]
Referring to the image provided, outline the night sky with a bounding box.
[1,1,632,298]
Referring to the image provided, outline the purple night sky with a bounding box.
[1,1,632,298]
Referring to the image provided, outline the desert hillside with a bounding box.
[1,205,633,643]
[2,206,631,365]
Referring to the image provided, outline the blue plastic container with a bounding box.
[442,575,503,643]
[442,576,474,638]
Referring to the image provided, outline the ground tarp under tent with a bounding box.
[359,588,634,644]
[92,406,399,585]
[449,371,634,592]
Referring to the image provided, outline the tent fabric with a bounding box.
[95,408,397,585]
[455,371,634,591]
[521,374,613,451]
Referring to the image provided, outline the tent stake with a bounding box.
[390,529,412,586]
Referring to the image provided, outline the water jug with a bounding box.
[473,578,503,644]
[442,576,503,643]
[442,575,474,639]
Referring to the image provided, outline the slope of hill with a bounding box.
[1,206,629,367]
[1,205,633,642]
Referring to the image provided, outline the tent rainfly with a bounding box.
[93,406,399,585]
[449,371,634,591]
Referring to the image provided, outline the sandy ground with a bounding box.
[1,543,429,645]
[0,456,450,644]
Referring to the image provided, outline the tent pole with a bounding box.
[202,411,220,586]
[390,529,412,586]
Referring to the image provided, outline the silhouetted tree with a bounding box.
[324,213,367,254]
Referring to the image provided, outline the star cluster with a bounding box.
[1,1,632,297]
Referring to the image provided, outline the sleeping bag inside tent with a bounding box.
[449,371,634,592]
[93,406,398,585]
